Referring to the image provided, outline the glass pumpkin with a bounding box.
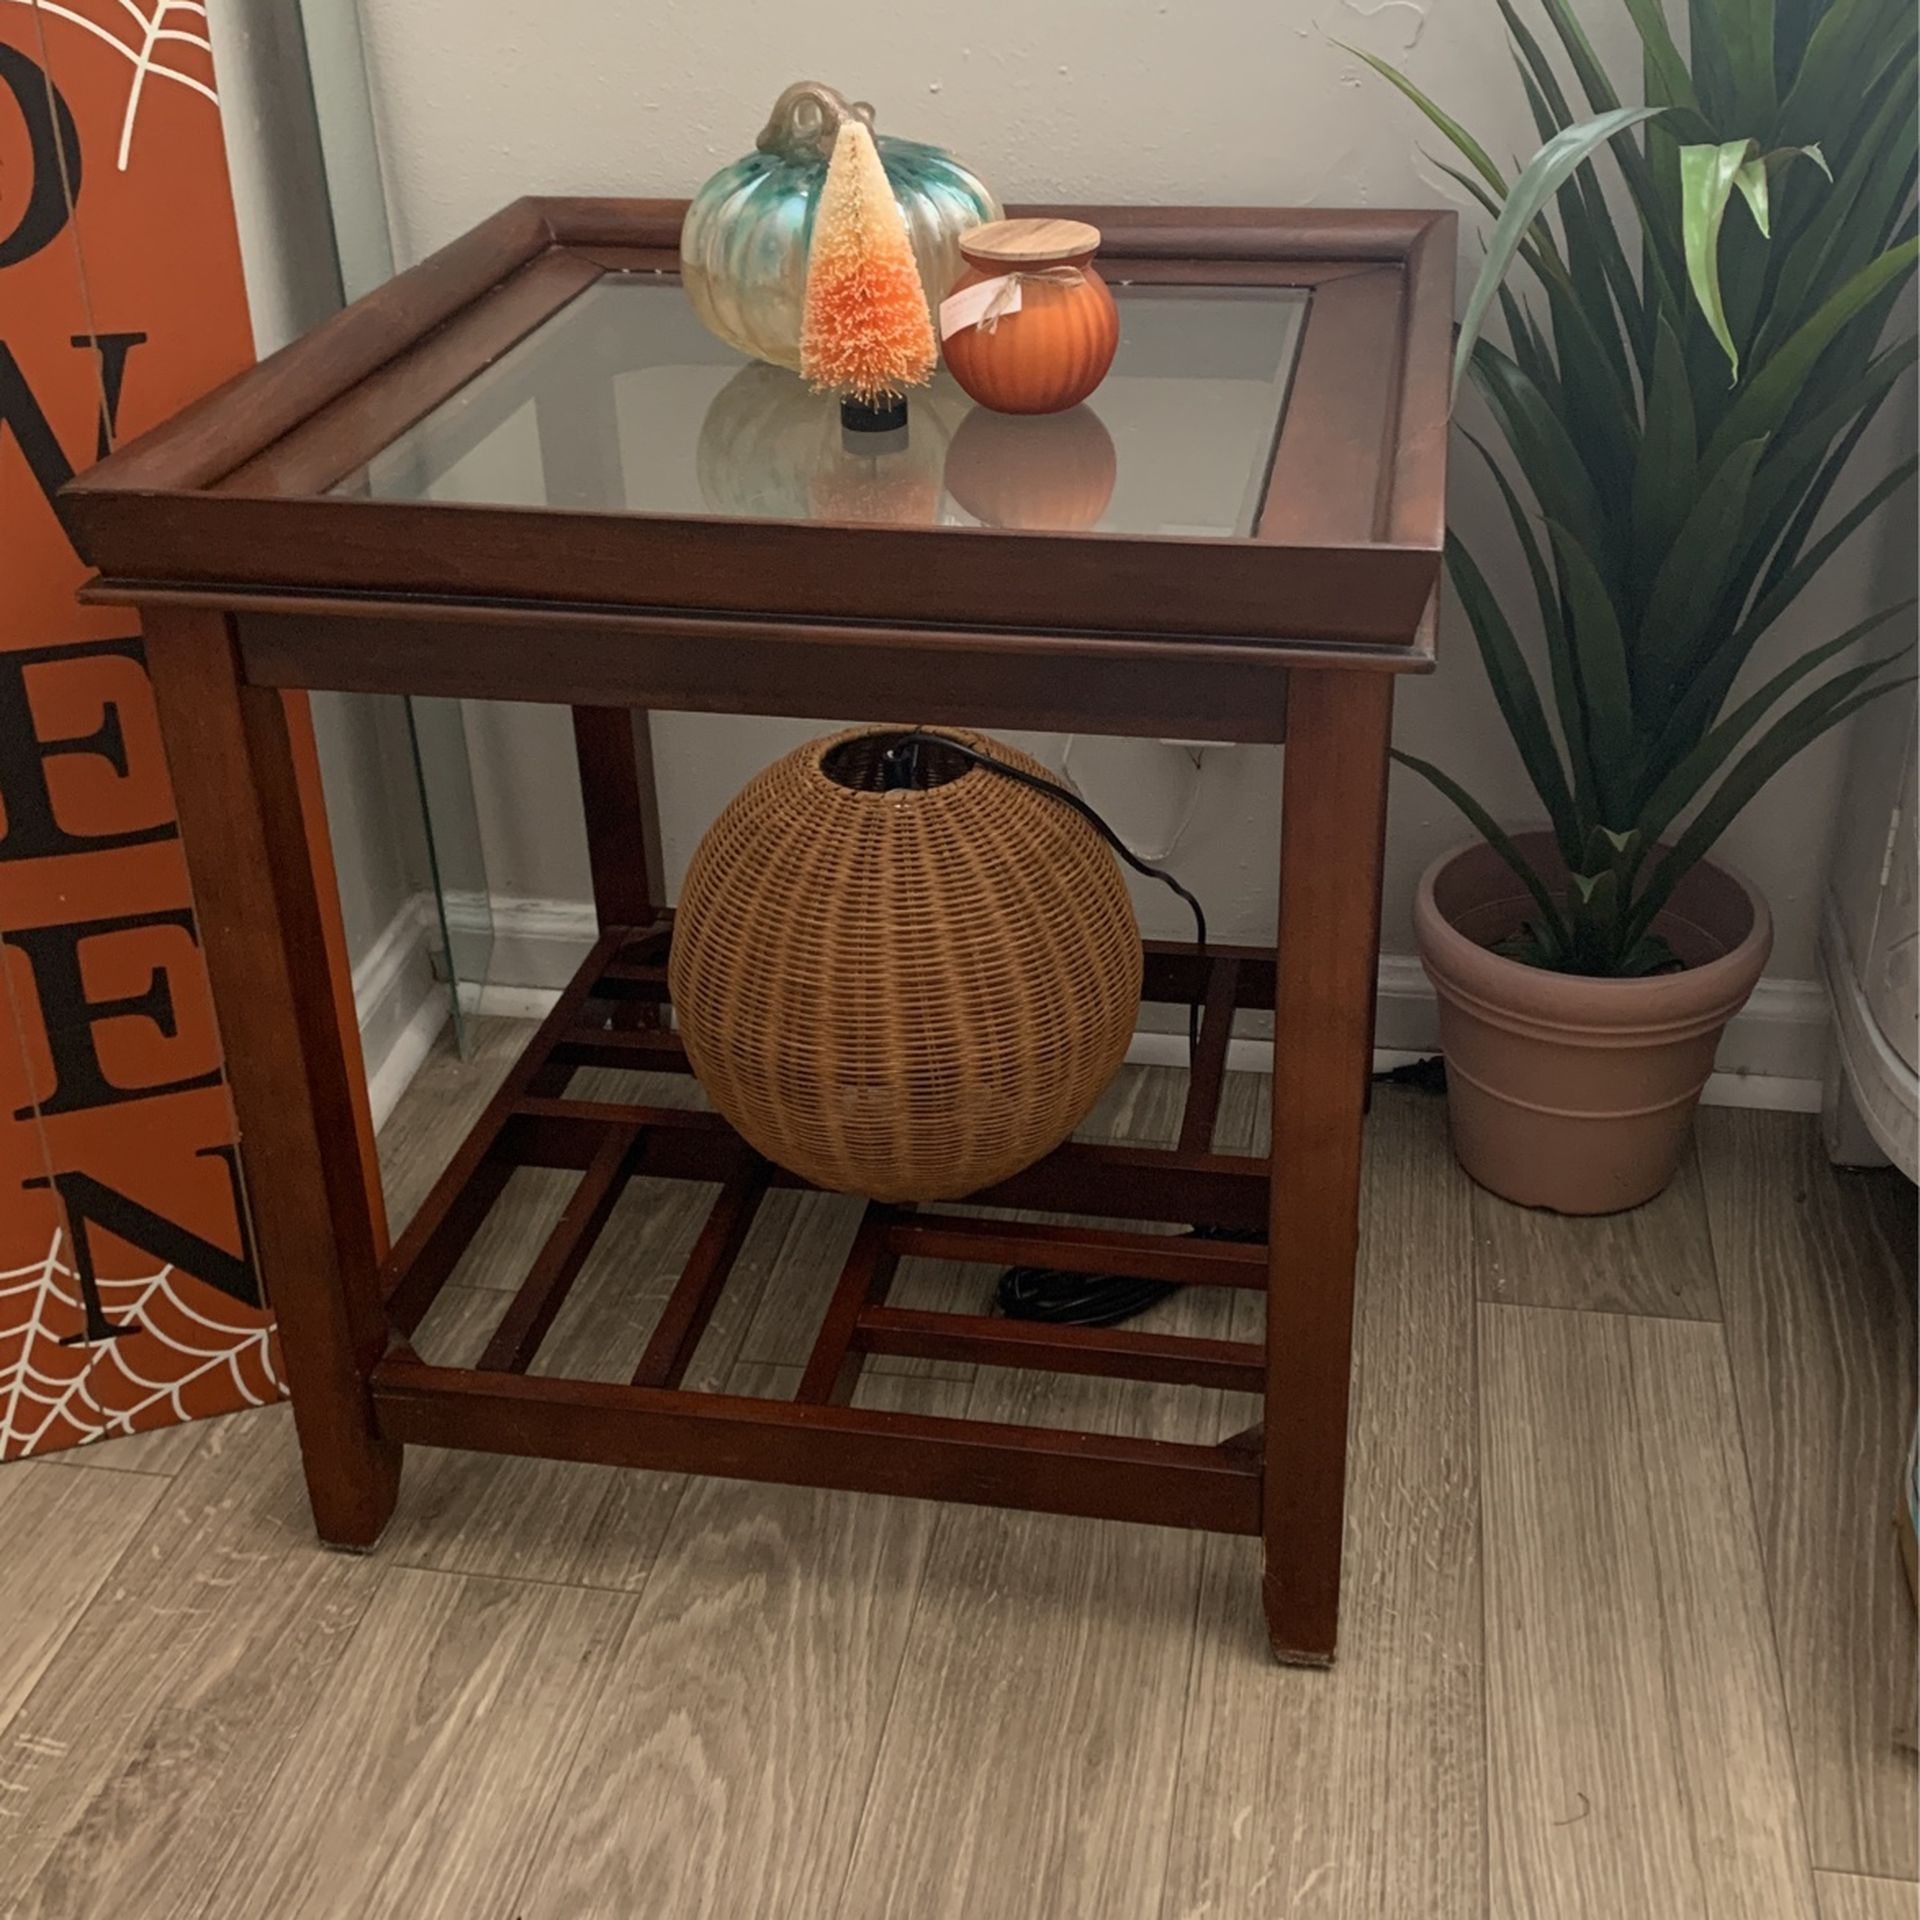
[681,81,1000,373]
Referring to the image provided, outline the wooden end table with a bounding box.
[62,199,1451,1664]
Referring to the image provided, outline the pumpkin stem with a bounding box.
[756,81,877,163]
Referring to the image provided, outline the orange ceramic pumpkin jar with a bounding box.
[940,218,1119,414]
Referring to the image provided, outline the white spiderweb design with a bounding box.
[3,0,218,169]
[0,1229,283,1460]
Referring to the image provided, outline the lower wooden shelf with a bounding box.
[371,920,1278,1534]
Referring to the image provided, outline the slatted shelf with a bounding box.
[853,1307,1265,1393]
[475,1124,640,1372]
[369,923,1272,1531]
[884,1213,1267,1289]
[630,1158,770,1388]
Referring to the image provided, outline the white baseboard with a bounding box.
[1362,953,1829,1089]
[352,894,604,1122]
[351,893,448,1131]
[356,890,1827,1119]
[1817,890,1919,1170]
[1120,1031,1821,1112]
[470,982,568,1021]
[444,896,1826,1116]
[352,893,598,1124]
[367,986,453,1130]
[481,895,600,992]
[426,995,1820,1115]
[1696,1070,1823,1114]
[1126,954,1824,1110]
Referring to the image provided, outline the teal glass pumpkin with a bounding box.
[681,81,1001,373]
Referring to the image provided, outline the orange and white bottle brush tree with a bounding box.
[799,119,937,414]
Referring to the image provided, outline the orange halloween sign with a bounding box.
[0,0,284,1457]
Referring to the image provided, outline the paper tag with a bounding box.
[939,274,1021,342]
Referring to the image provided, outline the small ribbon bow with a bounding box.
[976,266,1086,332]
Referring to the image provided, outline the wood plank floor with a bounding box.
[1480,1306,1815,1917]
[1,1019,1913,1918]
[1165,1084,1484,1918]
[1817,1870,1920,1920]
[1700,1109,1920,1881]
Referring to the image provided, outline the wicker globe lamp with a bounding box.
[670,727,1143,1202]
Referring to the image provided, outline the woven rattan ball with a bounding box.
[670,726,1142,1202]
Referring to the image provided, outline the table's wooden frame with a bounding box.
[62,198,1452,1664]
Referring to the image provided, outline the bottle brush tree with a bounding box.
[800,120,937,407]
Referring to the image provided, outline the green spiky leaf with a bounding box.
[1453,107,1661,400]
[1681,140,1762,377]
[1392,752,1575,952]
[1352,2,1919,978]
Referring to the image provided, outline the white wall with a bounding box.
[329,8,1920,1037]
[206,0,429,973]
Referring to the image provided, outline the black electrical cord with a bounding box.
[995,1224,1267,1326]
[878,727,1220,1330]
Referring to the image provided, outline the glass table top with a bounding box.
[344,278,1310,538]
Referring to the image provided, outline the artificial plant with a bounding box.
[1358,0,1917,975]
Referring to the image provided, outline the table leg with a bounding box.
[1264,667,1393,1664]
[571,705,663,930]
[142,608,400,1544]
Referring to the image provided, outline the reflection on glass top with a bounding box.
[345,278,1310,538]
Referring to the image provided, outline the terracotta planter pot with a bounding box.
[1413,831,1772,1214]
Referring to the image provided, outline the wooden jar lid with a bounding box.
[958,217,1102,265]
